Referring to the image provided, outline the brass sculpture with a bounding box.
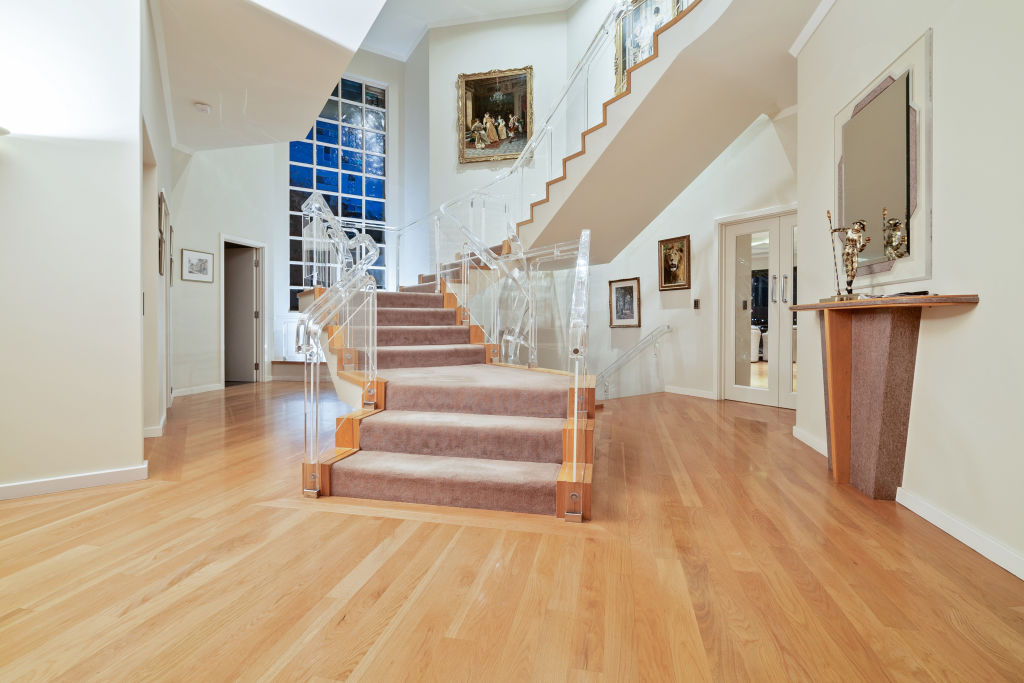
[823,211,870,300]
[881,207,908,261]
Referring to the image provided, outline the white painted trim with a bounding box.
[0,463,149,501]
[788,0,837,58]
[896,487,1024,581]
[172,382,223,397]
[220,233,269,385]
[715,203,799,227]
[792,425,827,456]
[665,385,717,400]
[143,413,167,439]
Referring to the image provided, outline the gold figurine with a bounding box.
[881,207,908,261]
[830,216,870,295]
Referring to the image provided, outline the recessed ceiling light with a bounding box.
[0,126,9,136]
[193,102,212,115]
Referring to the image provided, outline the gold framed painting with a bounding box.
[658,235,691,290]
[457,66,533,164]
[609,277,641,328]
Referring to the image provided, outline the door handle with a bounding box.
[781,274,789,303]
[770,274,778,303]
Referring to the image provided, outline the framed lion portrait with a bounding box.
[658,235,691,291]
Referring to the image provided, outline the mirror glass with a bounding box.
[841,72,910,268]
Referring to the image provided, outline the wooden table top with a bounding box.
[791,294,979,312]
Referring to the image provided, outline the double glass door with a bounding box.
[724,213,797,408]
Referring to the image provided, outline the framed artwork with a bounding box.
[658,235,691,290]
[181,249,214,283]
[609,277,641,328]
[157,191,169,276]
[457,66,533,164]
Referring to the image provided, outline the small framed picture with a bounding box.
[658,235,691,290]
[609,277,641,328]
[181,248,214,283]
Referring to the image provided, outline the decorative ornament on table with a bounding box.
[821,210,871,301]
[881,206,908,261]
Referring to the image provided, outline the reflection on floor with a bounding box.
[749,361,797,390]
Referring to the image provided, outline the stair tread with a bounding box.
[334,450,560,481]
[379,344,482,352]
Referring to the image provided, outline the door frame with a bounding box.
[220,233,267,383]
[715,203,797,403]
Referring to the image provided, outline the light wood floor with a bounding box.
[1,383,1022,681]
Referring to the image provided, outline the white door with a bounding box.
[225,246,257,383]
[723,212,797,408]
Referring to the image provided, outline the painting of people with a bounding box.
[458,67,533,163]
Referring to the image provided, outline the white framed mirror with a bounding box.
[835,30,932,288]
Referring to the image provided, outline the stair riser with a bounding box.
[377,292,444,309]
[378,346,484,369]
[359,421,563,463]
[377,327,470,346]
[386,383,565,418]
[378,308,456,326]
[330,469,555,515]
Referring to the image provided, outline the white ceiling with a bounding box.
[154,0,386,151]
[361,0,576,61]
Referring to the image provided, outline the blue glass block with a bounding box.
[365,228,384,243]
[289,141,313,164]
[289,164,313,189]
[372,249,385,268]
[315,120,338,145]
[316,168,338,193]
[341,79,362,102]
[341,196,363,219]
[316,144,338,169]
[323,193,338,214]
[365,108,385,131]
[331,83,339,97]
[365,200,385,222]
[341,126,363,150]
[368,268,385,288]
[365,177,385,199]
[341,150,363,172]
[305,127,314,140]
[341,102,362,126]
[341,173,361,196]
[289,189,310,212]
[365,131,385,155]
[365,154,385,177]
[319,99,338,121]
[365,85,385,109]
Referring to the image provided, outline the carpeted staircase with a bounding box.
[330,290,569,515]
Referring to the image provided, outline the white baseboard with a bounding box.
[792,425,828,456]
[172,382,223,398]
[664,385,717,400]
[0,462,149,501]
[143,413,166,439]
[896,487,1024,581]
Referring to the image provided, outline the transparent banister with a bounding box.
[596,323,672,399]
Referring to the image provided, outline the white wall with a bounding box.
[796,0,1024,572]
[398,35,433,286]
[427,13,568,208]
[588,115,796,398]
[0,0,146,492]
[170,144,287,392]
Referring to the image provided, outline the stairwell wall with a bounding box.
[796,0,1024,576]
[588,115,796,399]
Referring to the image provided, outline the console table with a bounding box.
[791,295,979,499]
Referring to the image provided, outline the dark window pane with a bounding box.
[316,144,338,168]
[319,99,338,121]
[341,149,363,172]
[289,213,303,237]
[368,268,385,288]
[290,263,305,287]
[289,141,313,164]
[342,173,361,196]
[341,126,363,150]
[289,164,313,189]
[289,289,299,312]
[372,249,385,268]
[365,153,384,176]
[365,85,385,108]
[341,102,362,126]
[365,177,385,199]
[341,196,363,219]
[331,83,339,97]
[365,200,385,222]
[365,131,385,155]
[289,238,302,261]
[305,127,314,140]
[341,79,362,102]
[315,120,338,145]
[364,108,385,131]
[289,189,310,212]
[316,168,339,192]
[365,228,384,243]
[323,193,338,214]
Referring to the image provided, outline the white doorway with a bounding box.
[720,210,798,408]
[223,239,264,384]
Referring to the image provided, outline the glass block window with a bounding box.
[288,76,387,310]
